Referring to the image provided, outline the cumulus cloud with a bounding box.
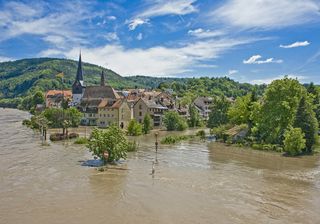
[40,37,258,76]
[212,0,319,29]
[188,28,225,39]
[280,41,310,48]
[243,55,283,64]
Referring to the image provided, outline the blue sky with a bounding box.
[0,0,320,84]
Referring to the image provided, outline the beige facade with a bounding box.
[97,100,132,129]
[133,98,168,127]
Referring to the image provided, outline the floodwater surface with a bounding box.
[0,109,320,224]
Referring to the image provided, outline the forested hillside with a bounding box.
[0,58,142,99]
[0,58,266,108]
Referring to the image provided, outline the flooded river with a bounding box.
[0,108,320,224]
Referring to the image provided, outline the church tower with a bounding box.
[100,70,105,86]
[72,52,85,105]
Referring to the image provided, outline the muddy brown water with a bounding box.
[0,108,320,224]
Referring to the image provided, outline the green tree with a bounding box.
[127,119,143,136]
[228,94,252,125]
[256,78,306,144]
[163,111,188,131]
[87,126,129,163]
[294,96,318,152]
[32,91,45,106]
[207,96,231,128]
[283,127,306,156]
[188,104,202,127]
[143,114,152,134]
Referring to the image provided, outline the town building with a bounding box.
[45,90,72,108]
[193,96,214,120]
[71,53,85,106]
[133,97,168,127]
[80,70,122,126]
[97,99,132,129]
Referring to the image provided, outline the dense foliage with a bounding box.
[0,58,143,107]
[163,111,188,131]
[293,96,318,152]
[207,96,231,128]
[143,114,152,134]
[87,126,129,163]
[283,127,306,156]
[127,119,143,136]
[188,104,203,127]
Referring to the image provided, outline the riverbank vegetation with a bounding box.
[210,77,319,156]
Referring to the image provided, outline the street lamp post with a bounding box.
[155,132,159,153]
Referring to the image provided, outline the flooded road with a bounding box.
[0,108,320,224]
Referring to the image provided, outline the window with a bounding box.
[139,111,142,116]
[139,105,142,109]
[104,114,106,117]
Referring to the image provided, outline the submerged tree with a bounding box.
[87,126,129,164]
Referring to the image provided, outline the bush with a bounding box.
[196,130,206,140]
[160,135,189,144]
[163,111,188,131]
[284,127,306,156]
[74,137,88,144]
[50,133,79,141]
[127,119,143,136]
[127,141,138,152]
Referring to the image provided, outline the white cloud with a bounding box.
[105,32,119,41]
[243,55,283,64]
[212,0,319,29]
[136,33,143,40]
[137,0,198,18]
[107,16,116,20]
[0,1,101,47]
[127,0,197,30]
[188,28,225,39]
[280,41,310,48]
[40,37,258,76]
[228,70,238,75]
[251,74,308,85]
[127,18,150,30]
[0,56,14,62]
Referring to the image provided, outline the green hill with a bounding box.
[0,57,266,108]
[0,58,143,99]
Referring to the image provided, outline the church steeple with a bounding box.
[100,70,105,86]
[76,51,83,81]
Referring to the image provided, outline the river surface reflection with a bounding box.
[0,109,319,224]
